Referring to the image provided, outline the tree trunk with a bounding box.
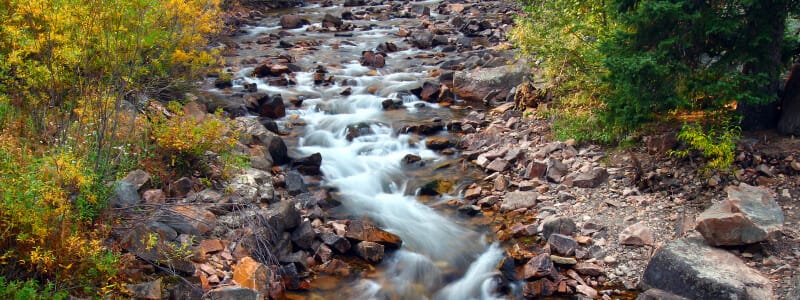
[738,0,786,131]
[778,64,800,136]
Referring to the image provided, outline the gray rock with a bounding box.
[545,159,568,183]
[453,61,527,103]
[156,205,216,236]
[500,191,538,212]
[636,288,690,300]
[285,170,307,195]
[280,15,309,29]
[230,168,275,203]
[234,117,289,165]
[695,183,784,246]
[110,181,141,208]
[411,31,434,49]
[122,169,151,191]
[572,168,609,188]
[547,234,577,256]
[263,201,300,233]
[203,287,259,300]
[540,216,576,239]
[291,221,316,250]
[320,232,351,253]
[640,238,774,300]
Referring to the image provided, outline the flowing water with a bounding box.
[222,2,508,299]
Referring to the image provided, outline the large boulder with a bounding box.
[110,181,141,208]
[695,183,784,246]
[640,238,774,300]
[453,61,528,103]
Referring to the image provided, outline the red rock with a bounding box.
[695,183,784,246]
[523,278,556,298]
[345,220,402,248]
[199,239,224,255]
[574,262,604,276]
[523,253,556,280]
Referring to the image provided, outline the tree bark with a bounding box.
[778,64,800,136]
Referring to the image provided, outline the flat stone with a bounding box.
[524,161,547,179]
[574,262,603,276]
[199,239,224,255]
[122,169,151,191]
[486,158,509,172]
[641,238,773,300]
[695,183,784,246]
[203,286,258,300]
[576,285,598,298]
[549,255,577,265]
[500,191,538,212]
[619,222,654,246]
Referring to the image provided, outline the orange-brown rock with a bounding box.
[233,256,270,298]
[345,220,402,248]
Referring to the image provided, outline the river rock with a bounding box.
[233,257,270,297]
[425,136,453,150]
[500,191,538,212]
[640,238,774,300]
[547,234,577,256]
[229,167,275,204]
[695,183,784,246]
[254,94,286,119]
[284,170,306,195]
[411,31,434,49]
[523,278,556,298]
[322,13,343,29]
[355,241,385,263]
[291,221,316,250]
[280,15,309,29]
[619,222,654,246]
[572,168,609,188]
[575,285,598,299]
[203,286,258,300]
[523,253,557,280]
[234,117,289,165]
[486,158,509,173]
[452,61,527,102]
[345,220,402,248]
[540,216,576,239]
[263,200,300,233]
[291,152,322,176]
[360,51,385,68]
[320,232,351,253]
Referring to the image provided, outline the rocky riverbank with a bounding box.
[113,0,800,299]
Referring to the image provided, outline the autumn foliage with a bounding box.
[0,0,226,296]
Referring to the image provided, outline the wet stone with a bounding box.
[319,232,351,253]
[355,241,385,263]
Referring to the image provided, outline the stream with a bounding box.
[222,1,511,299]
